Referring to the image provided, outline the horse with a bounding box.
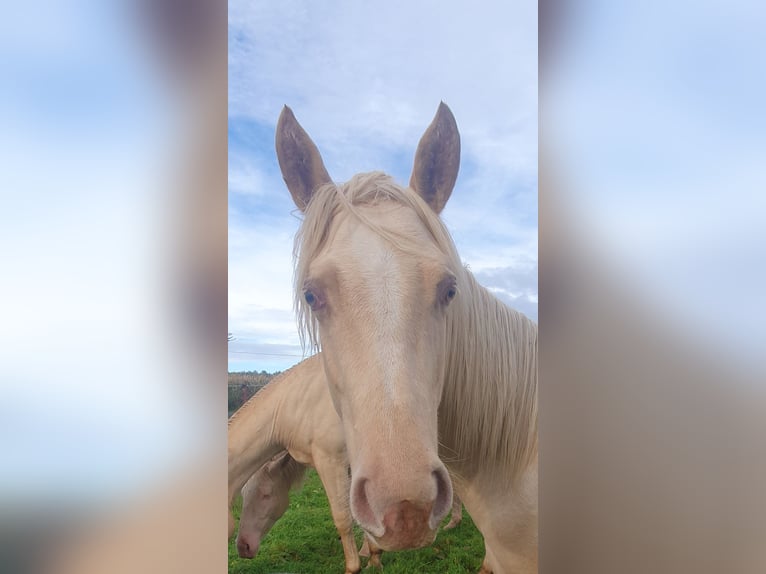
[228,355,369,573]
[236,451,308,559]
[276,102,538,573]
[228,355,466,572]
[236,450,464,566]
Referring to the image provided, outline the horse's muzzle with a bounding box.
[351,465,453,550]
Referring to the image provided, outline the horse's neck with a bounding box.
[228,375,309,503]
[228,387,284,504]
[227,357,322,504]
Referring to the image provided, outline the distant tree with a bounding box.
[227,368,283,415]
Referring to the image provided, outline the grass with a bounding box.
[229,469,485,573]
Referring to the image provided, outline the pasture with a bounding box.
[228,469,486,573]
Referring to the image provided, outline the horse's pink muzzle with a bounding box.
[350,464,453,550]
[236,536,259,559]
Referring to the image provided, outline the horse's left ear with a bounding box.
[275,451,292,470]
[409,102,461,214]
[276,106,332,211]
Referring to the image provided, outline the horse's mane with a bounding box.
[293,171,537,482]
[441,272,538,484]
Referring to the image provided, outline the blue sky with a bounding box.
[228,0,539,372]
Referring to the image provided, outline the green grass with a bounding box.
[229,469,484,573]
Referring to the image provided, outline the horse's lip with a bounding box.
[236,541,259,558]
[363,525,438,552]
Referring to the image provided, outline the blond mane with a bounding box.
[441,272,538,483]
[292,171,537,481]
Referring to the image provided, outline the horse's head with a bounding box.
[235,453,294,558]
[277,103,461,550]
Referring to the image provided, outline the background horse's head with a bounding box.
[276,103,461,550]
[236,452,304,558]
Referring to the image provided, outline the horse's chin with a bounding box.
[365,523,438,552]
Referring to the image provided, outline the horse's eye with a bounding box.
[304,289,325,310]
[438,276,458,306]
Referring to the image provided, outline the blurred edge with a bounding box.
[540,1,766,573]
[21,1,229,573]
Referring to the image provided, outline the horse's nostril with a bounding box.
[430,466,454,529]
[350,476,384,536]
[237,539,256,558]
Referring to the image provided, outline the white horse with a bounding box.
[276,103,537,573]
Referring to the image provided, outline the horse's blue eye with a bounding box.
[447,288,457,300]
[304,291,316,305]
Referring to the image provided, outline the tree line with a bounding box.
[228,370,281,416]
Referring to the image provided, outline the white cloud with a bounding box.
[228,219,298,325]
[228,157,267,196]
[228,0,536,172]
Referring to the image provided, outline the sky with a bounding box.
[228,0,539,372]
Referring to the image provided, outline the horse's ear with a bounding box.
[276,451,292,469]
[276,106,332,211]
[409,102,460,214]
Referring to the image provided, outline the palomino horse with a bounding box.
[229,355,466,572]
[228,355,367,573]
[276,103,538,573]
[236,451,307,558]
[236,451,385,568]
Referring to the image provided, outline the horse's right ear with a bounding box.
[276,106,332,211]
[409,102,461,214]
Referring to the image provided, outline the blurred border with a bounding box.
[2,1,230,573]
[540,1,766,572]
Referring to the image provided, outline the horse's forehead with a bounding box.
[318,238,443,289]
[326,203,441,259]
